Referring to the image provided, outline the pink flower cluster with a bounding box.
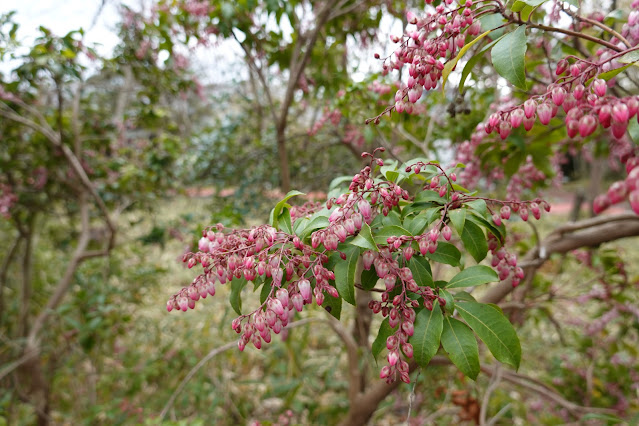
[593,157,639,214]
[0,184,17,219]
[382,2,481,113]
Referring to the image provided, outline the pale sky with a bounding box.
[2,0,124,55]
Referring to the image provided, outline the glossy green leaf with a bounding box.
[491,25,528,90]
[618,50,639,65]
[448,208,466,236]
[297,214,330,239]
[334,245,359,305]
[442,29,493,92]
[321,289,342,319]
[465,199,488,217]
[414,190,446,204]
[457,301,521,369]
[350,222,379,251]
[441,317,480,380]
[409,256,434,287]
[372,225,412,245]
[423,241,462,266]
[404,208,441,235]
[269,190,305,228]
[277,207,293,234]
[454,291,478,303]
[447,265,498,289]
[361,267,380,290]
[372,318,395,362]
[259,277,272,305]
[460,219,488,263]
[230,277,248,315]
[586,64,632,85]
[439,289,455,315]
[412,302,443,366]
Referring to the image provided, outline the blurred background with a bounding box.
[1,0,638,424]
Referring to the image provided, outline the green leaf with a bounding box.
[350,223,379,251]
[454,291,478,303]
[618,50,639,65]
[448,208,466,236]
[412,302,443,367]
[269,190,305,228]
[414,190,446,204]
[321,289,342,319]
[277,207,293,234]
[465,199,488,217]
[491,25,528,90]
[460,220,488,263]
[404,208,440,235]
[361,267,380,290]
[467,212,506,243]
[259,277,272,305]
[334,245,359,305]
[409,256,434,287]
[230,277,248,315]
[447,265,498,289]
[439,289,455,315]
[628,119,639,145]
[456,301,521,369]
[423,241,462,266]
[297,214,329,239]
[515,0,547,7]
[442,29,493,92]
[586,64,632,85]
[372,318,395,362]
[441,317,480,380]
[372,225,412,245]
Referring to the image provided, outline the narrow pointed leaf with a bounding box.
[409,256,433,287]
[350,223,379,251]
[372,318,395,362]
[448,208,466,236]
[446,265,498,289]
[412,302,443,366]
[334,245,359,305]
[491,25,528,90]
[441,317,480,380]
[423,241,461,266]
[457,301,521,369]
[230,277,248,315]
[460,219,488,263]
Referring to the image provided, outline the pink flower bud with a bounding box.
[401,321,414,336]
[388,350,400,366]
[510,108,524,128]
[407,10,417,24]
[499,121,511,139]
[551,86,566,106]
[298,279,311,302]
[578,115,597,137]
[358,198,372,219]
[593,78,607,97]
[598,104,612,128]
[524,99,537,118]
[611,121,628,139]
[442,225,452,241]
[276,288,289,308]
[573,83,585,100]
[556,58,568,75]
[612,103,629,123]
[402,342,414,358]
[500,205,511,219]
[492,213,502,226]
[629,190,639,215]
[537,103,553,125]
[607,181,628,204]
[292,293,304,312]
[418,238,429,255]
[593,194,610,214]
[523,115,535,131]
[363,250,376,270]
[519,207,529,221]
[403,246,415,261]
[380,365,392,379]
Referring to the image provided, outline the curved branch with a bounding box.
[482,213,639,305]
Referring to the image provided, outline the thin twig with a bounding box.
[480,364,502,425]
[405,368,421,425]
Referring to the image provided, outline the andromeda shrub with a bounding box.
[168,148,548,383]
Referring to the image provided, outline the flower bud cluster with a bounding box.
[363,247,439,384]
[488,234,524,287]
[382,2,480,113]
[308,108,341,136]
[485,54,639,142]
[593,156,639,214]
[0,184,17,219]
